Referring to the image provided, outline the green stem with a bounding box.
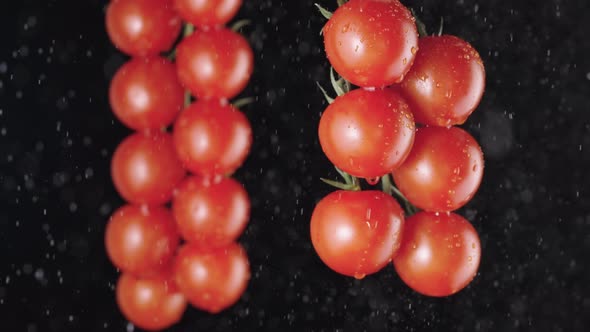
[437,17,444,36]
[321,178,360,191]
[182,23,195,108]
[381,174,418,216]
[411,8,428,37]
[184,23,194,37]
[381,174,393,194]
[231,19,251,32]
[233,97,256,109]
[184,91,192,108]
[335,166,352,185]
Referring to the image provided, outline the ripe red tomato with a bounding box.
[400,35,485,126]
[310,190,405,279]
[393,212,481,297]
[116,271,187,331]
[318,88,415,179]
[173,100,252,176]
[323,0,418,87]
[175,28,253,99]
[109,57,184,131]
[172,176,250,247]
[112,132,185,204]
[174,242,250,313]
[174,0,242,28]
[105,205,179,276]
[106,0,181,56]
[392,126,484,212]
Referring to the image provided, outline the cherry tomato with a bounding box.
[174,0,242,28]
[175,28,253,99]
[310,190,405,279]
[172,176,250,247]
[392,126,484,212]
[173,100,252,176]
[323,0,418,87]
[393,212,481,297]
[106,0,181,56]
[116,271,187,331]
[400,35,485,126]
[109,57,184,131]
[174,242,250,313]
[112,132,185,204]
[105,205,179,276]
[318,88,415,179]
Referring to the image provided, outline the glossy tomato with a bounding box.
[109,57,184,131]
[173,176,250,247]
[116,271,187,331]
[111,132,185,204]
[176,28,253,99]
[174,0,242,28]
[174,242,250,313]
[393,212,481,297]
[323,0,418,87]
[105,205,179,276]
[173,100,252,176]
[318,88,415,179]
[392,126,484,212]
[400,35,485,126]
[106,0,181,56]
[310,190,405,279]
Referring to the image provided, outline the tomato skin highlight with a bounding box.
[106,0,181,56]
[318,88,415,179]
[393,212,481,297]
[105,205,180,276]
[175,28,253,99]
[111,132,185,205]
[323,0,418,87]
[400,35,486,126]
[392,126,484,212]
[172,176,250,247]
[310,190,405,278]
[173,100,252,177]
[174,0,242,28]
[174,242,250,313]
[116,271,187,331]
[109,57,184,131]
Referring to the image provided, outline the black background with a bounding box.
[1,0,589,331]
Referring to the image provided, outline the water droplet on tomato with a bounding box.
[366,177,380,185]
[354,272,366,280]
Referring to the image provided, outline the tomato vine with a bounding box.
[104,0,253,328]
[312,0,485,297]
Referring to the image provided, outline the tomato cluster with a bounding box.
[312,0,485,297]
[104,0,252,329]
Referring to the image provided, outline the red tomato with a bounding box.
[174,0,242,28]
[172,176,250,247]
[392,126,484,212]
[393,212,481,297]
[310,190,405,279]
[112,132,185,204]
[105,205,179,276]
[318,88,415,179]
[175,28,253,99]
[109,57,184,131]
[173,100,252,176]
[400,35,485,126]
[323,0,418,87]
[116,271,187,331]
[174,242,250,313]
[106,0,181,56]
